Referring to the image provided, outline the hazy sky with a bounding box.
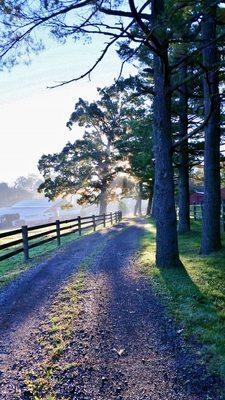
[0,34,135,184]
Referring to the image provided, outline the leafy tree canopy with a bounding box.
[38,86,129,213]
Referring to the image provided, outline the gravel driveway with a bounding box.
[0,219,224,399]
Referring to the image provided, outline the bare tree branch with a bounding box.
[128,0,161,53]
[170,33,225,72]
[47,35,119,88]
[172,107,213,149]
[98,6,151,21]
[0,0,94,57]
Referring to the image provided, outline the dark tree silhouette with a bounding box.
[200,1,222,253]
[1,1,225,266]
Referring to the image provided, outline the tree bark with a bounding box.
[200,1,222,253]
[138,182,143,215]
[134,182,142,216]
[178,64,190,234]
[146,191,153,216]
[134,199,140,215]
[151,176,157,219]
[134,199,138,216]
[152,0,182,268]
[99,187,107,215]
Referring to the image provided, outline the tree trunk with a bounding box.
[151,177,157,218]
[134,198,141,216]
[152,0,181,268]
[138,198,142,215]
[138,182,143,215]
[146,191,153,216]
[178,64,190,234]
[99,188,107,215]
[200,1,222,253]
[134,182,142,216]
[134,199,138,216]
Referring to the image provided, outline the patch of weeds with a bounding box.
[140,219,225,380]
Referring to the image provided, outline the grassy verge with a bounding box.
[0,221,113,287]
[140,219,225,379]
[0,232,79,287]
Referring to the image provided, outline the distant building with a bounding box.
[221,188,225,200]
[0,198,80,228]
[190,188,225,204]
[0,207,20,229]
[189,191,204,204]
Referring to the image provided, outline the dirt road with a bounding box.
[0,220,223,399]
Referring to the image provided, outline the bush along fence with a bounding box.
[190,202,225,230]
[0,211,122,263]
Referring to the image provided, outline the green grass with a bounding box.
[140,219,225,379]
[0,221,113,287]
[0,231,81,287]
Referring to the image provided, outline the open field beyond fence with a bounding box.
[0,211,122,286]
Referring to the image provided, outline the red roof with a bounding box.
[221,188,225,200]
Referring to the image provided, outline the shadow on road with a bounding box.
[83,222,223,399]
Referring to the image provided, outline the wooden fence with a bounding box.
[190,202,225,230]
[0,211,122,263]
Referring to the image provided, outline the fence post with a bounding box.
[56,220,61,246]
[78,216,82,236]
[201,202,203,220]
[103,213,106,228]
[222,201,225,232]
[193,202,197,221]
[110,212,113,225]
[92,215,96,232]
[22,225,29,262]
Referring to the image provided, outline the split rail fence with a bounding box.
[0,211,122,263]
[190,202,225,230]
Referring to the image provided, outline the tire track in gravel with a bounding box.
[0,219,224,400]
[0,223,125,399]
[42,219,223,400]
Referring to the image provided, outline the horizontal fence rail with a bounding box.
[189,202,225,230]
[0,211,122,263]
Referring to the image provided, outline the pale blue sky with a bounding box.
[0,35,135,183]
